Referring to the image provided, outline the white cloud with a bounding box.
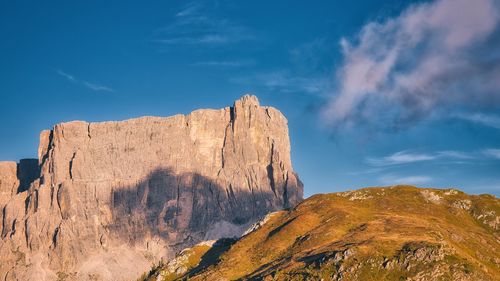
[56,70,114,93]
[379,175,433,186]
[323,0,500,128]
[367,149,476,166]
[483,148,500,159]
[367,150,437,166]
[456,113,500,130]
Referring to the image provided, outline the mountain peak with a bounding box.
[0,95,302,281]
[235,94,260,107]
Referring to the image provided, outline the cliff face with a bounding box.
[0,162,18,208]
[0,95,303,281]
[0,159,38,210]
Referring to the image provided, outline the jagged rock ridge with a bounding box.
[0,95,303,281]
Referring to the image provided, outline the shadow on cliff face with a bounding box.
[109,168,278,247]
[16,158,39,193]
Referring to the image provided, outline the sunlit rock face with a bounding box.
[0,162,18,208]
[0,95,303,281]
[0,159,38,206]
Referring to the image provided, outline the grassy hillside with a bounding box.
[142,186,500,281]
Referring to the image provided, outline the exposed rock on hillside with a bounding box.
[0,95,303,281]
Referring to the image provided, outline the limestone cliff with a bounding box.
[0,159,38,212]
[0,95,303,281]
[150,186,499,281]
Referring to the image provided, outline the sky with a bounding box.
[1,0,499,197]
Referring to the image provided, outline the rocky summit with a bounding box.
[0,95,303,281]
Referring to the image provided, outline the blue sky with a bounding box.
[1,0,499,197]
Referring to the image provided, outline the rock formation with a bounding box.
[0,95,303,281]
[0,159,39,207]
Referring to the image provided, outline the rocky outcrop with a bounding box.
[0,95,303,281]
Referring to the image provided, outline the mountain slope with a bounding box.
[147,185,500,281]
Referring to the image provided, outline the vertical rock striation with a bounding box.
[0,95,303,281]
[0,162,19,209]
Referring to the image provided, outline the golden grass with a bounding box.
[147,186,500,280]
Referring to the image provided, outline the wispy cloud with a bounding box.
[56,69,114,93]
[436,150,475,160]
[226,38,334,96]
[367,150,437,166]
[483,148,500,159]
[56,70,76,82]
[154,2,254,47]
[83,82,114,92]
[232,71,329,96]
[379,175,433,186]
[191,60,255,67]
[367,150,475,166]
[175,2,202,18]
[456,113,500,130]
[323,0,500,129]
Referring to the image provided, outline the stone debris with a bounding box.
[420,190,442,204]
